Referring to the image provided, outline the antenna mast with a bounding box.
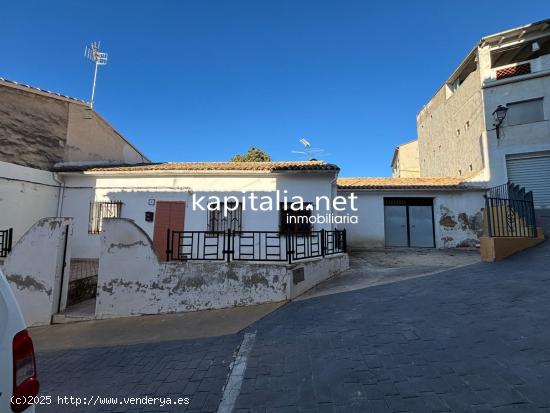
[292,138,329,160]
[84,41,108,108]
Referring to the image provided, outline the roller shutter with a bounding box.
[506,154,550,208]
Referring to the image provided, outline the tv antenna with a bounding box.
[84,41,108,108]
[291,138,329,160]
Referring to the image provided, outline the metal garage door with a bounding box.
[506,153,550,208]
[384,198,435,248]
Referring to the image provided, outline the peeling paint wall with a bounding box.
[96,218,348,318]
[337,189,486,248]
[435,192,485,248]
[2,217,73,326]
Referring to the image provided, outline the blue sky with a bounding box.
[1,2,547,177]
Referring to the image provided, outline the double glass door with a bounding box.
[384,198,435,248]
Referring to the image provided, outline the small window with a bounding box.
[88,201,123,234]
[507,98,544,126]
[279,202,312,233]
[207,202,242,232]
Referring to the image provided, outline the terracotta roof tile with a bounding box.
[61,161,340,173]
[337,177,467,190]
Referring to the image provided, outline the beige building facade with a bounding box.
[416,18,550,207]
[391,140,420,178]
[0,78,148,170]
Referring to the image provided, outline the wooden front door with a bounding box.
[153,201,185,260]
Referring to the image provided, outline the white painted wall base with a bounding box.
[2,217,73,326]
[96,218,348,318]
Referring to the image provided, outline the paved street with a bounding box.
[36,240,550,412]
[37,335,242,413]
[297,247,480,300]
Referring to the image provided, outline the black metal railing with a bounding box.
[485,182,537,238]
[166,229,346,263]
[0,228,13,258]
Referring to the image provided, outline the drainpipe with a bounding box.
[330,173,338,230]
[53,173,65,217]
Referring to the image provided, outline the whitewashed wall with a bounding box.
[0,161,59,244]
[337,189,486,248]
[2,218,73,326]
[61,172,337,259]
[96,218,347,318]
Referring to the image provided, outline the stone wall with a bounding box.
[417,58,486,178]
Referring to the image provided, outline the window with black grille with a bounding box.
[88,201,123,234]
[207,202,242,232]
[279,202,312,233]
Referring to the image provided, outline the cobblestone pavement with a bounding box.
[37,241,550,412]
[234,241,550,412]
[37,335,242,412]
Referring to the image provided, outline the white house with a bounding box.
[56,161,341,260]
[337,177,486,249]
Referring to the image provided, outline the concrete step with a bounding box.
[52,312,95,324]
[52,298,97,324]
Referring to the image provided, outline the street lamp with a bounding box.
[492,105,508,139]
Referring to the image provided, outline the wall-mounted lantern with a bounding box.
[492,105,508,139]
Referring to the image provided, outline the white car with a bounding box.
[0,268,38,413]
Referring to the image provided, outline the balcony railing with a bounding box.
[166,229,346,263]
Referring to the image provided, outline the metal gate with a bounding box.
[0,228,13,258]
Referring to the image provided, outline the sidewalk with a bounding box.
[30,301,284,352]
